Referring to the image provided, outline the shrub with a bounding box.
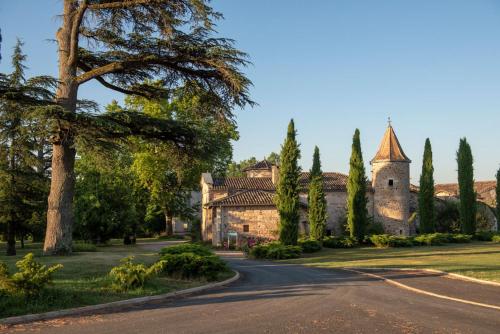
[298,239,322,253]
[159,243,212,257]
[109,256,166,291]
[369,234,413,248]
[492,235,500,243]
[249,242,302,260]
[322,236,358,248]
[449,234,472,243]
[366,220,385,235]
[413,233,450,246]
[1,253,63,297]
[72,242,98,252]
[160,253,227,281]
[474,231,495,241]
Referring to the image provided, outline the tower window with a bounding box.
[388,179,394,186]
[243,225,249,232]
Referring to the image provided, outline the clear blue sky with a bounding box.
[1,0,500,184]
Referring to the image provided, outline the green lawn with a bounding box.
[286,242,500,282]
[0,241,229,319]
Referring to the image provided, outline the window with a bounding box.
[388,179,394,186]
[243,225,249,232]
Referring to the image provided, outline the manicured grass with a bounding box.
[0,242,231,319]
[285,241,500,283]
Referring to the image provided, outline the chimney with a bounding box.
[271,165,280,185]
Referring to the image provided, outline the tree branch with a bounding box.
[87,0,154,10]
[77,61,153,97]
[69,0,88,67]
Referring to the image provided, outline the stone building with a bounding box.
[199,124,497,244]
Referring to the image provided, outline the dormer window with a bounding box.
[388,179,394,187]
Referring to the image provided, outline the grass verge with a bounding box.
[0,242,232,319]
[284,241,500,283]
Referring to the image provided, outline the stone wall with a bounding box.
[221,206,279,240]
[372,161,410,235]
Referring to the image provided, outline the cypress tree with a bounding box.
[418,138,435,233]
[308,146,327,240]
[276,119,301,245]
[496,168,500,223]
[457,138,477,234]
[347,129,368,241]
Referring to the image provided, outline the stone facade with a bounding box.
[198,124,497,245]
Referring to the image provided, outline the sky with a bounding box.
[1,0,500,184]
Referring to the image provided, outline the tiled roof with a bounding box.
[242,160,275,171]
[213,172,351,192]
[300,172,349,191]
[207,190,275,207]
[435,181,497,206]
[213,177,275,191]
[372,126,411,163]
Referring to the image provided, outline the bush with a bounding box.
[449,234,472,243]
[322,236,357,248]
[474,231,495,241]
[369,234,413,248]
[109,256,166,291]
[298,239,322,253]
[249,242,302,260]
[159,243,212,257]
[160,253,227,281]
[413,233,450,246]
[0,253,63,297]
[492,235,500,243]
[72,242,98,252]
[366,220,385,235]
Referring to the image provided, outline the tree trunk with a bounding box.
[43,0,79,255]
[165,212,174,237]
[6,220,16,256]
[20,234,25,249]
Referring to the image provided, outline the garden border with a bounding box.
[0,270,240,326]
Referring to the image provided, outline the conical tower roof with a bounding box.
[371,125,411,163]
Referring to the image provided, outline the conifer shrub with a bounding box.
[109,256,166,291]
[449,234,472,243]
[322,236,358,248]
[413,233,450,246]
[369,234,413,248]
[0,253,63,297]
[249,242,302,259]
[492,235,500,243]
[298,239,322,253]
[160,253,227,281]
[159,243,213,257]
[474,231,495,241]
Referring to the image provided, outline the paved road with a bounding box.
[3,254,500,334]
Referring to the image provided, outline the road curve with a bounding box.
[3,254,500,334]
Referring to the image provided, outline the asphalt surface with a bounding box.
[2,253,500,334]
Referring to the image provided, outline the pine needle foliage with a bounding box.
[276,120,301,245]
[496,168,500,223]
[308,146,327,241]
[418,138,435,233]
[457,138,477,234]
[346,129,368,242]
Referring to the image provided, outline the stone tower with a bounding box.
[371,123,411,235]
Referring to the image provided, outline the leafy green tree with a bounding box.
[308,146,327,240]
[125,85,237,236]
[418,138,435,233]
[347,129,368,242]
[457,138,477,234]
[496,168,500,224]
[74,149,140,244]
[0,41,52,255]
[43,0,253,254]
[276,120,301,245]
